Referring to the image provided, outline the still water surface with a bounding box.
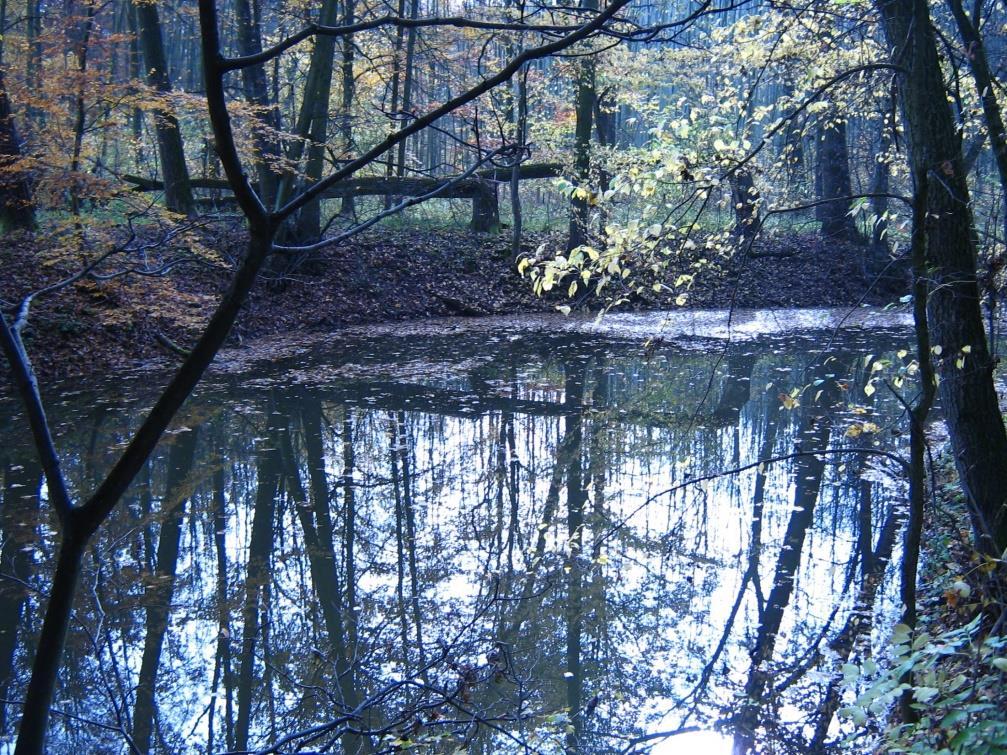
[0,309,915,753]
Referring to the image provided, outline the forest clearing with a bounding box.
[1,0,1007,750]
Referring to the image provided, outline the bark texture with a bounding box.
[877,0,1007,555]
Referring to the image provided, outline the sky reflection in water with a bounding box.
[0,309,914,753]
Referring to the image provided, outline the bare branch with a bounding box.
[594,447,908,549]
[0,313,73,526]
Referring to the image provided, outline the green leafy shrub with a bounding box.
[839,616,1007,754]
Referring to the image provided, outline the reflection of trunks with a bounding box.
[0,316,911,754]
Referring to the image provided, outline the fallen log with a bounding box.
[122,163,563,233]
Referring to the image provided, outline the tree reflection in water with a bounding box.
[0,324,912,753]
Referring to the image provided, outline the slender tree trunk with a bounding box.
[339,0,356,218]
[233,0,282,209]
[69,2,96,217]
[281,0,340,240]
[510,67,528,257]
[0,68,35,232]
[25,0,42,128]
[0,0,6,66]
[948,0,1007,247]
[340,409,359,653]
[899,180,937,722]
[384,0,407,210]
[782,81,805,189]
[395,0,420,182]
[131,0,194,215]
[126,2,146,171]
[948,0,1007,350]
[566,0,598,251]
[394,413,426,676]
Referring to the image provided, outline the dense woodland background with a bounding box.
[0,0,1004,258]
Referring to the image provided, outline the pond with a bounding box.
[0,308,916,754]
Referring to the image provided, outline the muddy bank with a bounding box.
[1,224,905,386]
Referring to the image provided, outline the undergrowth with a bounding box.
[838,454,1007,754]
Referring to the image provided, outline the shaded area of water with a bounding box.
[0,310,914,753]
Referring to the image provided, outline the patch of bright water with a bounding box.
[0,309,915,753]
[650,730,733,754]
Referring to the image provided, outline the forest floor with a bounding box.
[1,222,906,385]
[873,444,1007,751]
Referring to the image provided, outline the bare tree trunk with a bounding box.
[877,0,1007,555]
[338,0,357,218]
[948,0,1007,351]
[233,0,282,208]
[0,68,35,232]
[384,0,407,210]
[510,67,528,256]
[69,2,96,217]
[899,178,937,723]
[25,0,42,128]
[566,0,598,251]
[281,0,340,240]
[729,168,761,242]
[131,0,194,215]
[0,0,6,66]
[340,409,359,654]
[395,0,420,182]
[781,81,805,190]
[12,534,87,755]
[817,118,862,242]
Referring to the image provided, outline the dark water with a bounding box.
[0,310,915,754]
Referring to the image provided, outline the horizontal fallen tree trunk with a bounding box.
[122,163,563,232]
